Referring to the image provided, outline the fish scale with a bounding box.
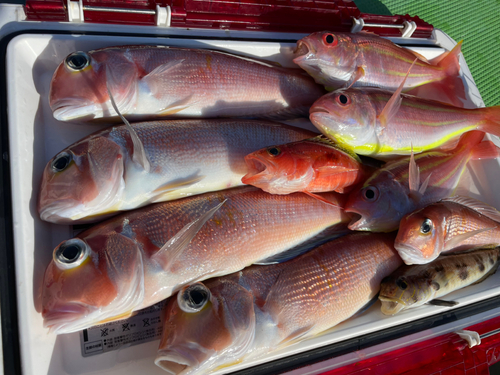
[156,232,402,375]
[41,186,349,334]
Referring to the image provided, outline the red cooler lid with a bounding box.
[24,0,433,38]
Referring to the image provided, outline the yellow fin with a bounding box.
[150,175,205,202]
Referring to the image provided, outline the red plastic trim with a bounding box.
[321,314,500,375]
[23,0,433,38]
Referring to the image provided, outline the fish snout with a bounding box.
[242,155,272,185]
[50,98,98,122]
[155,344,211,375]
[42,302,91,334]
[394,242,434,265]
[378,297,406,315]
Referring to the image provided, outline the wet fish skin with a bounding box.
[396,196,500,265]
[38,119,316,224]
[293,31,464,106]
[310,88,500,158]
[345,131,500,233]
[49,46,326,122]
[379,248,500,315]
[241,135,367,195]
[41,187,349,334]
[155,232,402,375]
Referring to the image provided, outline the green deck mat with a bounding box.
[354,0,500,107]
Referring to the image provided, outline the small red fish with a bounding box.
[242,136,368,201]
[293,31,465,107]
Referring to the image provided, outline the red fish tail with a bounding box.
[410,41,466,107]
[479,106,500,137]
[471,140,500,160]
[455,130,500,160]
[435,41,463,78]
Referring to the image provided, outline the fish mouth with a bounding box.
[155,345,210,375]
[378,297,406,315]
[309,106,330,115]
[293,40,314,64]
[394,242,434,265]
[242,155,273,185]
[39,199,85,224]
[42,303,92,334]
[345,210,368,231]
[50,98,98,122]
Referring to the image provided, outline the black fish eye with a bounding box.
[178,283,210,313]
[339,94,348,104]
[65,51,90,71]
[420,218,433,234]
[362,186,378,201]
[396,278,408,290]
[51,152,72,172]
[267,147,281,157]
[326,34,334,44]
[54,239,88,268]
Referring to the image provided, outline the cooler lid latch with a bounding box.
[351,17,417,38]
[65,1,171,27]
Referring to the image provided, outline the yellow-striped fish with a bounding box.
[293,31,465,107]
[310,88,500,159]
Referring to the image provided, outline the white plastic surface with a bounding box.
[4,25,500,375]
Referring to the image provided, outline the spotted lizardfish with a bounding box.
[49,46,326,123]
[41,186,349,334]
[379,248,500,315]
[155,232,402,375]
[293,31,465,107]
[310,87,500,159]
[396,196,500,265]
[345,131,500,232]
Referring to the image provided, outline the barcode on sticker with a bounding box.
[80,300,167,357]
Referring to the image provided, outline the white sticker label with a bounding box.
[80,300,166,357]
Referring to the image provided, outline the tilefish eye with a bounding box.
[420,218,433,234]
[54,239,90,270]
[65,51,90,71]
[178,283,210,313]
[322,33,338,47]
[51,152,72,173]
[362,186,379,202]
[267,147,281,157]
[396,278,408,290]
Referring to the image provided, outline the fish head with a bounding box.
[49,50,109,121]
[293,31,358,87]
[345,171,411,232]
[41,232,145,334]
[38,135,125,223]
[310,90,377,149]
[156,281,255,375]
[241,143,313,194]
[395,205,448,265]
[49,49,137,121]
[379,274,433,315]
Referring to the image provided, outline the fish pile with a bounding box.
[37,30,500,374]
